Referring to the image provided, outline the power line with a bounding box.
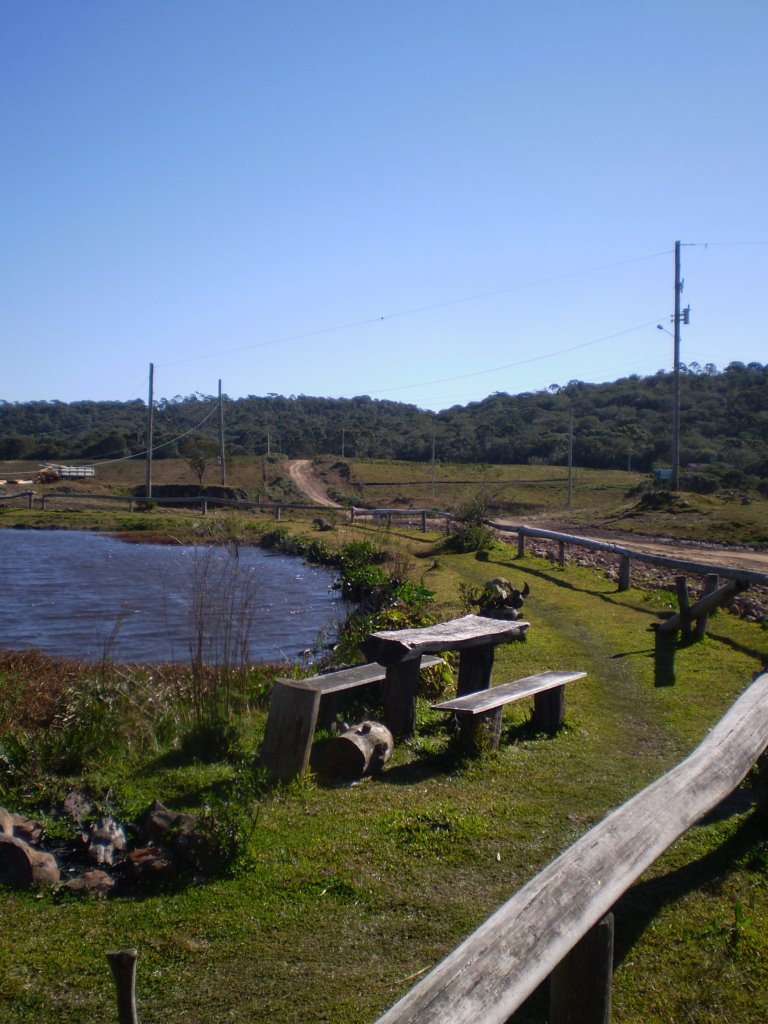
[358,317,667,397]
[156,249,671,369]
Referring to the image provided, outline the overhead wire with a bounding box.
[156,248,672,369]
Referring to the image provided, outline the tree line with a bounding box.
[1,362,766,491]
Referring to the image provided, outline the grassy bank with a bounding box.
[3,454,768,546]
[2,515,768,1023]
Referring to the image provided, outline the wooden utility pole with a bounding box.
[218,379,226,485]
[672,240,682,491]
[567,405,574,510]
[145,362,154,499]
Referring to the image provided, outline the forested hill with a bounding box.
[2,362,766,489]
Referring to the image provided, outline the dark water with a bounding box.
[0,530,342,664]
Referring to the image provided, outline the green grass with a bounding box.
[1,521,768,1022]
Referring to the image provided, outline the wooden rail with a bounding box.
[372,670,768,1024]
[350,507,768,588]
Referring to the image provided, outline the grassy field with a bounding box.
[1,511,767,1023]
[3,454,767,546]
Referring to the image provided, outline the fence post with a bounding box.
[757,748,768,815]
[40,495,46,510]
[201,500,207,516]
[558,541,566,568]
[421,510,427,532]
[676,576,693,643]
[106,948,139,1024]
[275,506,281,521]
[550,913,614,1024]
[618,555,632,592]
[694,574,720,641]
[517,530,526,557]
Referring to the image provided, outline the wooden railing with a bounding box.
[373,671,768,1024]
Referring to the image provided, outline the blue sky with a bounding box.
[2,1,766,411]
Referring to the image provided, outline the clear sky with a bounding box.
[2,1,766,411]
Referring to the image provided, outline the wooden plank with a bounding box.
[360,615,529,667]
[432,671,586,715]
[374,671,768,1024]
[273,656,444,697]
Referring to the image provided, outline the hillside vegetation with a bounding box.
[1,362,766,492]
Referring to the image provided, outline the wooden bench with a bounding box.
[260,656,444,783]
[432,670,586,752]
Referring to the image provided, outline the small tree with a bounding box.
[184,439,218,486]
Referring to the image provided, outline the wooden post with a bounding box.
[533,685,566,735]
[695,574,720,641]
[757,749,768,815]
[384,657,422,737]
[40,495,46,510]
[350,507,356,523]
[386,513,392,527]
[458,709,503,755]
[618,555,632,592]
[275,506,281,521]
[517,531,526,557]
[558,541,566,568]
[457,646,495,698]
[550,913,614,1024]
[676,576,693,644]
[260,681,321,783]
[201,500,207,516]
[421,510,427,532]
[106,948,139,1024]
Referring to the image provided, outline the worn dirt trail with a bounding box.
[285,460,340,508]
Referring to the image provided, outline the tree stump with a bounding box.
[323,721,394,778]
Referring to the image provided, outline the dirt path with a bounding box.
[503,516,768,576]
[285,460,340,507]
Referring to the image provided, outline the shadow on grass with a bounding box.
[612,805,764,970]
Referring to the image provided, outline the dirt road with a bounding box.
[503,517,768,577]
[285,460,340,508]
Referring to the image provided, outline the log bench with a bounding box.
[432,670,586,752]
[260,656,444,784]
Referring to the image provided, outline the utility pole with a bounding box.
[218,379,226,485]
[670,240,691,491]
[567,405,574,510]
[145,362,154,499]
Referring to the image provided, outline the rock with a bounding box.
[63,869,115,896]
[60,790,95,827]
[11,814,45,845]
[0,834,60,889]
[0,806,13,836]
[141,801,197,843]
[87,817,127,867]
[126,846,176,880]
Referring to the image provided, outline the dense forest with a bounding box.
[1,362,767,490]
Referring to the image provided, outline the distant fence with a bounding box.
[373,671,768,1024]
[4,492,767,590]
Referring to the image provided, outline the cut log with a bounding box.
[323,721,394,778]
[107,948,139,1024]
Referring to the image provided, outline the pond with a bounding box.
[0,530,343,664]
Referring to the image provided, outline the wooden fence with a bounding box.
[373,671,768,1024]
